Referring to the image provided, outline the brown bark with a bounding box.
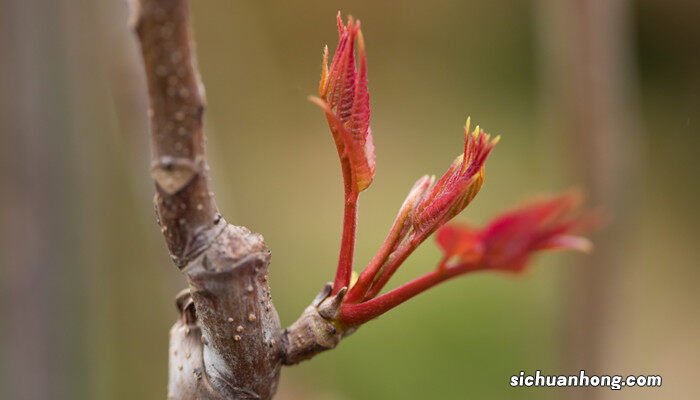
[132,1,348,398]
[133,0,283,398]
[281,285,353,366]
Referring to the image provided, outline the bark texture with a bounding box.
[133,1,283,398]
[133,1,347,398]
[281,285,353,366]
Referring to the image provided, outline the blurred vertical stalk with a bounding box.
[0,0,83,398]
[536,0,642,398]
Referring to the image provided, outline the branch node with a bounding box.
[150,155,200,194]
[318,286,346,320]
[282,284,354,365]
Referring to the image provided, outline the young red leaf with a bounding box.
[436,190,594,273]
[311,12,375,194]
[313,13,378,294]
[412,119,499,238]
[345,120,498,302]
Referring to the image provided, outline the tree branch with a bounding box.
[133,0,217,266]
[133,1,283,398]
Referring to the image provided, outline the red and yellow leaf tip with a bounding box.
[412,118,499,237]
[311,12,375,194]
[436,190,595,273]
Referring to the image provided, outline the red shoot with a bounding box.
[311,13,376,294]
[339,191,595,326]
[309,13,596,329]
[345,121,499,303]
[436,190,595,272]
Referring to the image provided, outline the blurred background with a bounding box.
[1,0,698,399]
